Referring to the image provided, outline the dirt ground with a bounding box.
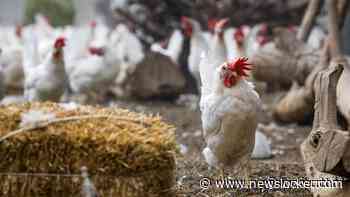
[109,89,313,197]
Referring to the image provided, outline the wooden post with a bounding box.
[300,61,350,197]
[297,0,324,42]
[300,2,350,196]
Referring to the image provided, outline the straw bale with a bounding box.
[0,102,177,196]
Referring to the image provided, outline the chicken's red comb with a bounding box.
[90,20,97,28]
[207,18,218,31]
[227,57,252,77]
[54,37,66,49]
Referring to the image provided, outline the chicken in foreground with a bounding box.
[23,35,68,102]
[200,57,261,175]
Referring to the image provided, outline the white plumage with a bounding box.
[151,29,184,65]
[224,27,246,60]
[20,110,56,127]
[251,130,272,159]
[64,27,92,73]
[164,30,184,64]
[223,27,239,60]
[112,24,144,84]
[0,95,25,105]
[200,19,228,97]
[23,30,68,102]
[67,30,121,100]
[0,26,24,90]
[200,57,261,171]
[307,26,326,50]
[182,17,209,92]
[59,102,80,111]
[202,31,213,45]
[244,24,269,58]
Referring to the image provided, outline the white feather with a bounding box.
[251,130,272,159]
[307,26,326,50]
[22,26,40,73]
[200,27,227,98]
[224,27,240,60]
[59,102,80,111]
[186,18,209,91]
[166,30,184,64]
[20,110,56,127]
[0,95,25,105]
[244,24,263,58]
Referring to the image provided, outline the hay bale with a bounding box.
[0,102,177,196]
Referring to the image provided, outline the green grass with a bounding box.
[25,0,74,26]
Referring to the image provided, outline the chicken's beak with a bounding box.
[216,18,229,29]
[219,64,229,79]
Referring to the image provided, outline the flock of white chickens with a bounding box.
[0,13,327,173]
[0,14,144,104]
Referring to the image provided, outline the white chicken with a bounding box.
[33,13,54,40]
[32,14,62,61]
[64,22,99,74]
[151,29,184,65]
[23,33,68,102]
[207,18,229,72]
[89,21,110,48]
[112,24,144,85]
[203,18,216,44]
[200,57,261,174]
[245,23,270,58]
[0,25,24,91]
[181,16,209,92]
[67,42,121,102]
[224,26,247,60]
